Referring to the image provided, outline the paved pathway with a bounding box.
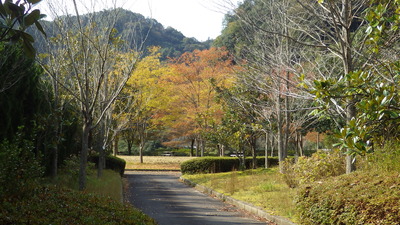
[125,171,270,225]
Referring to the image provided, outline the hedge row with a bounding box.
[88,155,126,176]
[181,156,279,174]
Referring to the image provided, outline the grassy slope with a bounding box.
[182,146,400,224]
[0,185,156,225]
[183,167,297,221]
[0,168,156,225]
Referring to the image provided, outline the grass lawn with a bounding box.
[182,167,297,222]
[118,155,195,170]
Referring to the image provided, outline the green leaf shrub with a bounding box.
[181,156,279,174]
[88,154,126,176]
[296,170,400,224]
[281,150,346,188]
[0,139,43,199]
[295,144,400,224]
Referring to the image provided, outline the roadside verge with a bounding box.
[180,176,297,225]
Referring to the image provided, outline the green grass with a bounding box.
[48,163,123,202]
[1,161,156,224]
[183,167,297,221]
[118,155,195,170]
[0,185,156,224]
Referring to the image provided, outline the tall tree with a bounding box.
[41,0,142,190]
[119,47,172,163]
[166,47,235,156]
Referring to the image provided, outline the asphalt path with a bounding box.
[125,171,269,225]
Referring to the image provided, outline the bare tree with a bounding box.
[221,0,369,173]
[41,0,142,190]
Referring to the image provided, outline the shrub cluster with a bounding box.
[295,144,400,224]
[296,170,400,224]
[0,139,43,199]
[281,150,345,188]
[181,156,279,174]
[88,155,126,176]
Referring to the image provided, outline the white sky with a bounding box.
[39,0,240,41]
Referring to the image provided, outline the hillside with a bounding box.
[32,8,212,59]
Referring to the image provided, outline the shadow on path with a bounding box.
[125,171,269,225]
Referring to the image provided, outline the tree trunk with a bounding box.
[270,134,275,157]
[98,146,105,178]
[51,144,58,179]
[195,138,199,157]
[190,139,194,157]
[113,134,119,156]
[79,120,91,191]
[341,0,357,173]
[139,139,144,164]
[200,139,205,157]
[265,131,269,169]
[277,85,285,173]
[298,132,304,157]
[251,135,257,169]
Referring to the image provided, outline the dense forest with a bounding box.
[1,0,400,224]
[31,8,212,59]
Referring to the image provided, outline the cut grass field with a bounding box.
[182,167,297,222]
[118,155,195,170]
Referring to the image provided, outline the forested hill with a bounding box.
[33,8,212,59]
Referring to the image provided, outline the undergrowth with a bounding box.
[0,185,156,224]
[296,143,400,224]
[0,153,155,224]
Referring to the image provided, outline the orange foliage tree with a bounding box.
[163,47,236,156]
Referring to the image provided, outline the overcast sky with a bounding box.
[39,0,240,41]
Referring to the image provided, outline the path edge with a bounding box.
[180,176,297,225]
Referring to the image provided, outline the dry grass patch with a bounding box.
[118,155,195,170]
[183,168,297,221]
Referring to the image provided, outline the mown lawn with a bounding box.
[182,167,297,222]
[118,155,195,170]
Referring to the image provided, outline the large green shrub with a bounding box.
[0,139,44,199]
[88,155,126,176]
[281,150,345,188]
[181,156,279,174]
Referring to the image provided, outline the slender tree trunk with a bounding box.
[299,134,304,157]
[341,0,357,173]
[251,135,257,169]
[113,134,119,156]
[295,131,299,161]
[195,138,199,157]
[200,139,205,157]
[265,131,269,169]
[79,119,91,191]
[277,85,285,172]
[139,140,144,164]
[270,134,275,157]
[316,132,320,151]
[190,139,194,157]
[51,144,58,179]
